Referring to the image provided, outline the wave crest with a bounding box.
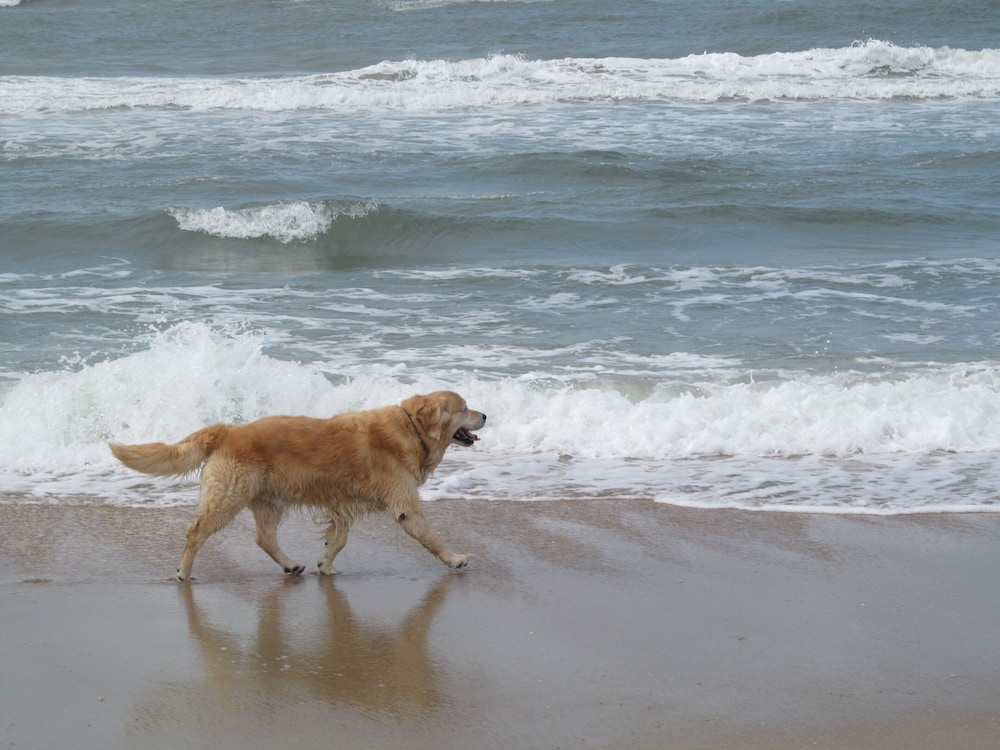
[4,42,999,114]
[167,201,379,243]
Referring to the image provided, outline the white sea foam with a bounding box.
[167,201,378,243]
[1,322,998,512]
[3,42,998,114]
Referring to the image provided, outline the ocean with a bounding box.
[2,0,999,513]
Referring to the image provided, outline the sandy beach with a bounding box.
[1,499,998,750]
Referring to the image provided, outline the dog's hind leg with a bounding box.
[250,500,305,576]
[176,459,254,581]
[317,518,350,576]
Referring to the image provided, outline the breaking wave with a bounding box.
[167,201,379,244]
[3,42,999,114]
[2,323,998,512]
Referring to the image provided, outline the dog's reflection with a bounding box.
[178,575,460,715]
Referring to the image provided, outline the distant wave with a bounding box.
[167,201,379,244]
[0,200,535,273]
[4,42,999,114]
[158,199,537,270]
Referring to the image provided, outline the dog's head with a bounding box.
[402,391,487,447]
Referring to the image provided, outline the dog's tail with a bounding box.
[109,424,228,476]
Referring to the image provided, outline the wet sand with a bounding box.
[1,499,998,749]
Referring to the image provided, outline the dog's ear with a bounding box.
[412,395,449,442]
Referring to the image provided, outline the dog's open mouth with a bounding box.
[453,427,479,446]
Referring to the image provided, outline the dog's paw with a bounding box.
[284,564,306,576]
[316,561,339,576]
[448,554,469,569]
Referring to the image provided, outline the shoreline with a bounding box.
[2,500,998,749]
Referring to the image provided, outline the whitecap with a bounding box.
[5,44,999,116]
[167,201,377,243]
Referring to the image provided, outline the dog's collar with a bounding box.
[401,407,431,461]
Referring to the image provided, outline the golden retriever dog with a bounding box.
[109,391,486,581]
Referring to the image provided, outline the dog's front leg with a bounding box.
[395,508,468,569]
